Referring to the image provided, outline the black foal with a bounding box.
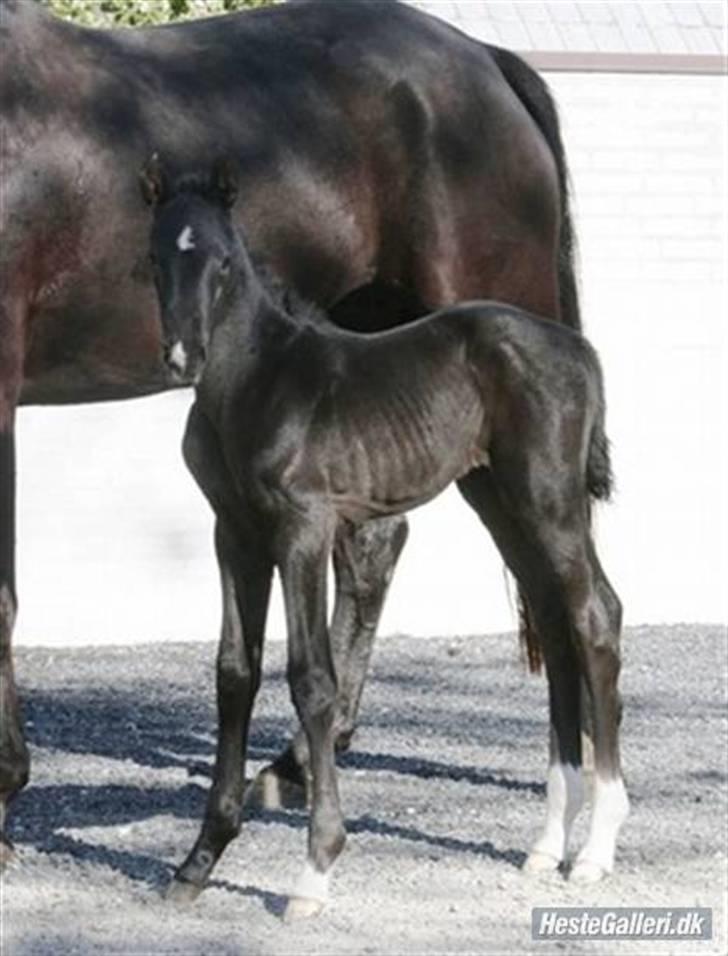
[142,158,628,919]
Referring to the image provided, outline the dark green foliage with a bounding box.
[44,0,274,30]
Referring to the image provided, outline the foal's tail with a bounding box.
[586,395,614,504]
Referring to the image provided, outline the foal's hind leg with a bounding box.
[457,468,586,873]
[460,465,627,881]
[250,515,408,809]
[569,549,627,883]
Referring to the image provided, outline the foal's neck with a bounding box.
[225,264,300,352]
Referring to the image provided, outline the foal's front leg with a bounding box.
[168,518,273,901]
[277,516,346,921]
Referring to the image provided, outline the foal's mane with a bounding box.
[250,258,330,330]
[166,171,225,204]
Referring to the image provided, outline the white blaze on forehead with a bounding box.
[169,340,187,373]
[176,225,196,252]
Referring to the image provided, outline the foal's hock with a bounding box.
[144,159,628,920]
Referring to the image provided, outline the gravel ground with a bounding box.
[2,625,726,955]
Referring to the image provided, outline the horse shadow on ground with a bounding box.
[11,679,537,894]
[11,782,526,902]
[20,681,546,798]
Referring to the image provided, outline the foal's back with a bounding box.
[247,302,600,522]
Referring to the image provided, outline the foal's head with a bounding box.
[140,155,249,383]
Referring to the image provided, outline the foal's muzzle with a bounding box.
[162,339,207,385]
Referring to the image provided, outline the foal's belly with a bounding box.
[323,396,488,521]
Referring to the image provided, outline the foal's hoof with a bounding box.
[283,896,326,922]
[523,850,561,874]
[569,858,608,884]
[245,767,308,811]
[165,877,204,904]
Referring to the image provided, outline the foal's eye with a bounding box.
[219,256,231,276]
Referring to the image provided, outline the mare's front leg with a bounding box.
[251,515,408,808]
[329,517,409,749]
[168,408,273,902]
[277,513,346,921]
[0,367,29,866]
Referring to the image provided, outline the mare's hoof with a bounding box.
[569,858,608,884]
[165,877,204,904]
[245,766,308,811]
[0,837,16,870]
[283,896,326,922]
[523,850,561,874]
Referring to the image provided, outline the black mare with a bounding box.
[142,160,628,919]
[1,0,580,858]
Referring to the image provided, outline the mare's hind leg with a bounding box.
[457,466,626,878]
[250,515,408,809]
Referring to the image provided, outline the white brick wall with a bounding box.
[554,73,725,285]
[547,72,727,633]
[15,71,728,646]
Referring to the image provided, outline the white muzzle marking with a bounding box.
[176,225,196,252]
[168,340,187,375]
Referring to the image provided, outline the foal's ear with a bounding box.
[209,156,239,209]
[139,153,168,207]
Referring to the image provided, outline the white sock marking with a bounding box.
[530,763,584,862]
[176,225,196,251]
[293,861,330,903]
[575,774,629,873]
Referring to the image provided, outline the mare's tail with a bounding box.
[489,45,581,333]
[489,47,584,673]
